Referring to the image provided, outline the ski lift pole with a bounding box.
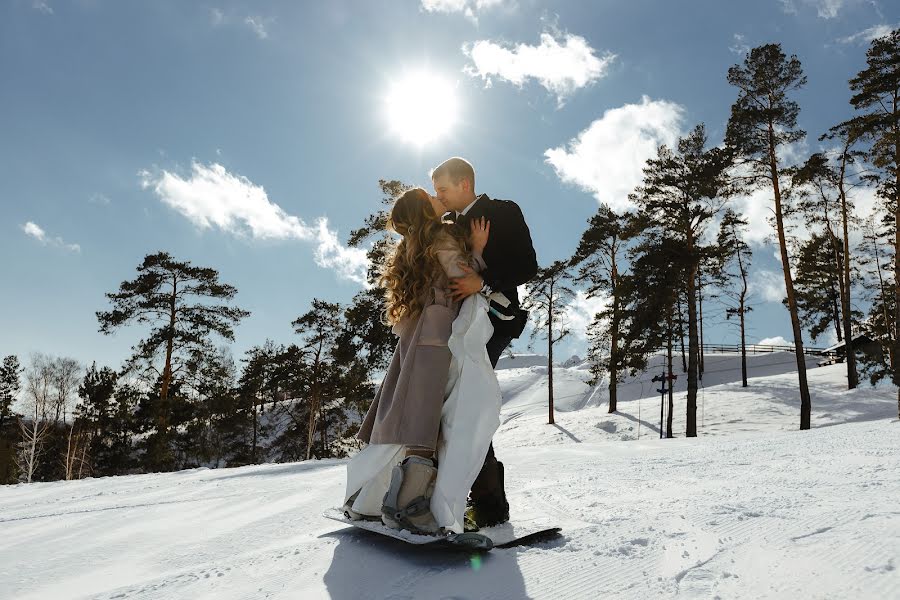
[652,372,667,439]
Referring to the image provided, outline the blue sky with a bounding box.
[2,0,897,371]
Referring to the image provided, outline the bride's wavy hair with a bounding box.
[380,187,468,325]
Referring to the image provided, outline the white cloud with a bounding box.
[729,33,750,56]
[758,335,792,346]
[782,0,861,19]
[420,0,505,21]
[88,193,111,205]
[32,1,53,15]
[139,162,368,285]
[837,23,896,44]
[811,0,845,18]
[463,31,616,105]
[565,290,610,341]
[728,136,810,248]
[22,221,45,241]
[21,221,80,253]
[544,96,685,211]
[421,0,469,11]
[209,9,272,40]
[750,269,786,303]
[732,187,775,247]
[244,16,270,40]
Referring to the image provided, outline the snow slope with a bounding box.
[1,359,898,599]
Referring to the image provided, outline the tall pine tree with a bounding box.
[846,28,900,417]
[571,205,629,413]
[726,43,813,429]
[97,252,249,470]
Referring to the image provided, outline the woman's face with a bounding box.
[426,193,446,220]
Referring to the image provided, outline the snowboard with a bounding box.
[324,507,561,551]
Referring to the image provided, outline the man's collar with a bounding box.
[457,194,487,217]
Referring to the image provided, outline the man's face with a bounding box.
[432,173,472,213]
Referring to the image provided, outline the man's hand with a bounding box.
[469,217,490,255]
[449,263,483,302]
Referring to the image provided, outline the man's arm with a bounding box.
[479,202,538,292]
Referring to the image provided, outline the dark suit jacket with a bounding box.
[456,194,538,338]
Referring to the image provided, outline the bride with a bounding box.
[342,187,502,535]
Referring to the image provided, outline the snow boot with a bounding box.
[467,461,509,528]
[381,456,440,534]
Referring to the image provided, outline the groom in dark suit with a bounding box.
[431,156,538,527]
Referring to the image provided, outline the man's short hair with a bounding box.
[430,157,475,188]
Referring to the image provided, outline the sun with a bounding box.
[385,71,459,146]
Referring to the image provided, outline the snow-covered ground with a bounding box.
[1,357,898,599]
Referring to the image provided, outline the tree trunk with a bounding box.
[608,261,619,413]
[159,275,177,441]
[894,92,900,420]
[831,283,843,343]
[666,311,674,439]
[686,231,699,438]
[677,294,687,372]
[548,298,555,425]
[698,267,705,381]
[738,246,749,388]
[838,165,857,388]
[252,395,258,464]
[769,125,812,430]
[891,91,900,418]
[306,344,323,461]
[870,223,895,370]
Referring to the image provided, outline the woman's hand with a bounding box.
[469,216,490,255]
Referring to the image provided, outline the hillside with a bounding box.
[1,359,897,599]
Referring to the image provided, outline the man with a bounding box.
[431,156,538,527]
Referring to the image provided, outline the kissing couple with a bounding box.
[342,156,538,535]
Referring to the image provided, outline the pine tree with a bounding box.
[106,382,139,475]
[96,252,249,470]
[237,340,287,464]
[292,300,345,460]
[571,205,628,412]
[715,209,754,387]
[793,128,866,388]
[845,28,900,417]
[622,234,686,436]
[726,43,813,429]
[522,261,574,425]
[75,362,118,477]
[0,355,22,430]
[856,214,896,385]
[180,346,236,468]
[629,124,732,437]
[791,233,846,344]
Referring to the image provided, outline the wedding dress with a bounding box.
[343,293,502,533]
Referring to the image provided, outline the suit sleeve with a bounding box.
[480,202,538,292]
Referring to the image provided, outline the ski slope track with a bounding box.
[1,357,898,599]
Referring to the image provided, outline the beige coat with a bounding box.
[358,230,484,449]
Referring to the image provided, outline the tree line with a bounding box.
[1,34,898,483]
[530,34,899,435]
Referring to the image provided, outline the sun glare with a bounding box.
[385,72,459,146]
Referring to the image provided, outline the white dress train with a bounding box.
[343,293,502,534]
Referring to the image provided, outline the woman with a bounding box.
[344,187,495,535]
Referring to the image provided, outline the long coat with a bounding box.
[357,230,484,449]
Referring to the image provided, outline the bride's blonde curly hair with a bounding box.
[380,187,468,325]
